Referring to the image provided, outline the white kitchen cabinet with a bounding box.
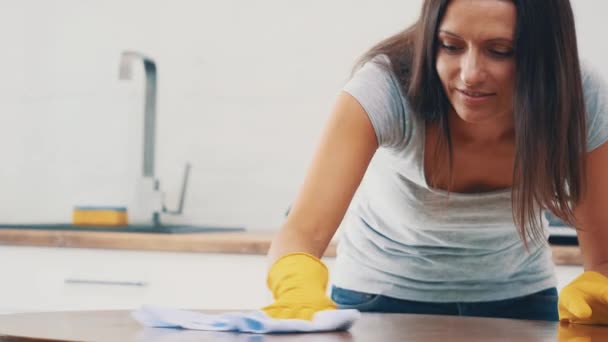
[1,246,320,314]
[0,245,582,314]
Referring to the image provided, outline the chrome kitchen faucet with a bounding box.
[119,51,190,226]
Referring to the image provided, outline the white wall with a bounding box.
[0,1,606,230]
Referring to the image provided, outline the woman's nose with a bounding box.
[460,52,486,87]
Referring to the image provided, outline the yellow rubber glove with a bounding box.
[262,252,337,320]
[558,271,608,325]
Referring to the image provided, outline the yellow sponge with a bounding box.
[73,206,128,226]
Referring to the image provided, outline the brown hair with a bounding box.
[356,0,586,246]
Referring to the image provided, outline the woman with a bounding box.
[263,0,608,323]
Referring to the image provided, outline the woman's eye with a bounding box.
[440,43,462,52]
[490,47,514,57]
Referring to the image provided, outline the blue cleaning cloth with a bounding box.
[132,305,361,334]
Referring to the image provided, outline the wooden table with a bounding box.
[0,311,607,342]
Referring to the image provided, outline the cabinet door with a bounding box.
[0,246,276,313]
[1,246,65,313]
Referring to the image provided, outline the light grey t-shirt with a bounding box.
[333,55,608,302]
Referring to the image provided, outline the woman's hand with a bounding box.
[558,271,608,325]
[262,253,337,320]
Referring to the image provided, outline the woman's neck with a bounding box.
[447,109,515,146]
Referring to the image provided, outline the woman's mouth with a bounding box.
[456,89,495,105]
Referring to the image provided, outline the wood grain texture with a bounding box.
[0,310,607,341]
[0,228,577,264]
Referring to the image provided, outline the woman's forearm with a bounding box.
[266,223,333,268]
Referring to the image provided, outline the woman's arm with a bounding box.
[574,140,608,275]
[267,91,378,265]
[559,141,608,324]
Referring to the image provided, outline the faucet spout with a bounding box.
[118,51,190,226]
[119,51,157,179]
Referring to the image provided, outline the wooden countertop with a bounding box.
[0,228,582,265]
[0,310,607,341]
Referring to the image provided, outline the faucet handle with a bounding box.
[162,163,191,215]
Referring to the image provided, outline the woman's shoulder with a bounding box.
[579,60,608,151]
[354,54,396,80]
[579,60,608,107]
[368,53,391,66]
[344,53,414,150]
[580,60,606,91]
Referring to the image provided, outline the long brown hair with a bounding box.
[356,0,586,246]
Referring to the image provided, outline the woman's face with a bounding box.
[435,0,516,125]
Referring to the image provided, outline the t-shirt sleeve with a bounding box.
[582,63,608,152]
[342,55,410,150]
